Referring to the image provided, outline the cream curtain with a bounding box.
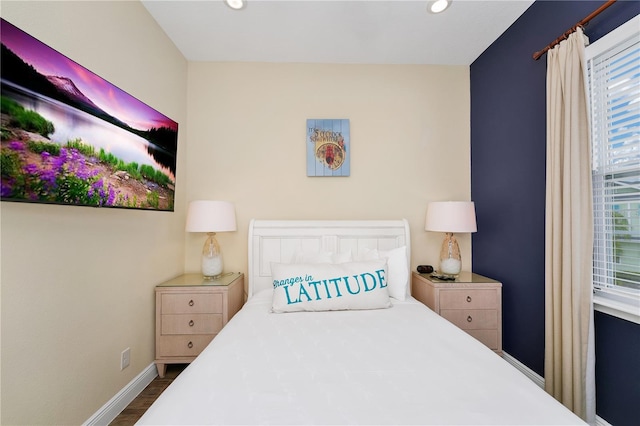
[544,27,596,425]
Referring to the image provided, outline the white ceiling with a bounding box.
[142,0,534,66]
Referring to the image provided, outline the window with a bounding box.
[586,15,640,323]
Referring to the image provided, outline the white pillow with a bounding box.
[292,250,352,264]
[271,259,391,313]
[358,246,409,301]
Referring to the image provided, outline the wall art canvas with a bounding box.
[306,119,350,177]
[0,19,178,211]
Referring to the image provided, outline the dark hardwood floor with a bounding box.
[109,363,187,426]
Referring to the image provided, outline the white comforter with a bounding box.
[138,291,584,425]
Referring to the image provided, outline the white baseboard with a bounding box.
[83,362,158,426]
[501,351,545,388]
[595,415,613,426]
[501,352,611,426]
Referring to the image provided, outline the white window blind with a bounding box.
[586,15,640,319]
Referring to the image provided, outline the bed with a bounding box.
[138,219,585,425]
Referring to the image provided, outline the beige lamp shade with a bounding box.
[425,201,477,233]
[186,200,237,233]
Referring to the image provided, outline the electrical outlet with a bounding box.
[120,347,130,370]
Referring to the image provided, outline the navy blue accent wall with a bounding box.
[470,1,640,424]
[594,311,640,426]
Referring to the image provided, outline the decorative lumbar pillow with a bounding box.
[358,246,409,301]
[271,259,391,313]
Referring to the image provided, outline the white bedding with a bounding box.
[138,290,584,425]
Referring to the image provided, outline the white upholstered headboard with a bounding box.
[247,219,411,298]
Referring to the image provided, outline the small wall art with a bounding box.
[306,119,350,177]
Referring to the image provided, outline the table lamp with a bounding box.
[186,200,237,279]
[425,201,477,277]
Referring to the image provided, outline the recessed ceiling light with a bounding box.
[428,0,452,14]
[225,0,245,10]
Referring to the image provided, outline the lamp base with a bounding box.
[201,233,224,279]
[439,232,462,276]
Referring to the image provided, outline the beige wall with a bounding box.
[185,62,472,280]
[0,1,188,424]
[1,2,471,424]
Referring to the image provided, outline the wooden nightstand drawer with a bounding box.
[411,271,502,354]
[439,289,498,309]
[161,293,223,314]
[161,313,223,334]
[157,334,214,357]
[441,309,498,330]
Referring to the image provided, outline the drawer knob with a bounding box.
[189,320,194,327]
[466,296,472,303]
[467,315,473,322]
[188,299,194,307]
[187,341,193,349]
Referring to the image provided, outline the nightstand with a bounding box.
[155,272,244,377]
[411,271,502,354]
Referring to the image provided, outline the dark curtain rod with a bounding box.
[532,0,617,60]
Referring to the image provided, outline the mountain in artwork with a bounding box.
[45,75,101,111]
[1,43,128,129]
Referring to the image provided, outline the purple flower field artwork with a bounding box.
[1,19,178,211]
